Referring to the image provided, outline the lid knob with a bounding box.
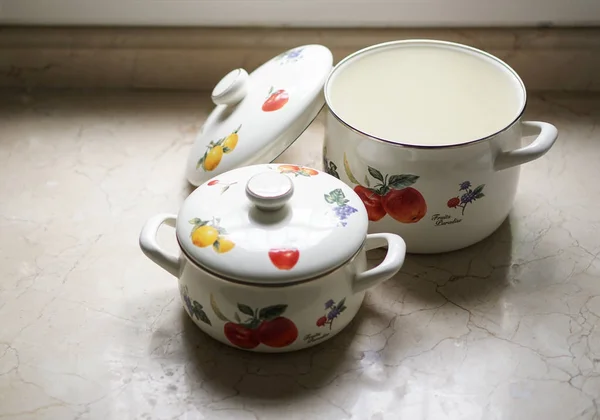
[246,171,294,212]
[211,68,249,106]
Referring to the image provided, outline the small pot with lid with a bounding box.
[139,164,406,352]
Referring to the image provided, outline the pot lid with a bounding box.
[186,45,334,187]
[176,164,368,285]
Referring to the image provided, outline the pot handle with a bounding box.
[139,214,181,277]
[493,121,558,171]
[352,233,406,294]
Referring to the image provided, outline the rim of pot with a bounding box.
[324,39,528,150]
[176,236,367,288]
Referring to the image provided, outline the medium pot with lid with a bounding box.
[139,164,406,352]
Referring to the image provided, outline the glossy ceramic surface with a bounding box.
[176,235,371,353]
[175,164,368,284]
[185,45,333,187]
[3,90,599,417]
[323,40,558,253]
[139,213,406,352]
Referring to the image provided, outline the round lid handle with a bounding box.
[211,68,249,106]
[245,171,294,212]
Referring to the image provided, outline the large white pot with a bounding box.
[322,40,558,254]
[140,164,406,352]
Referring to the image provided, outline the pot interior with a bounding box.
[325,39,527,148]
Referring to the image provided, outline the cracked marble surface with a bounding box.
[0,90,599,419]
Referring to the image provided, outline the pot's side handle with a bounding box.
[352,233,406,294]
[493,121,558,171]
[139,214,181,277]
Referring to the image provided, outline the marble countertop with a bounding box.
[1,90,599,420]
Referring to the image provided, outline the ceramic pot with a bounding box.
[183,41,558,255]
[322,40,558,253]
[139,164,406,352]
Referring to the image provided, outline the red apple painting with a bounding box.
[268,248,300,270]
[341,153,427,223]
[256,317,298,348]
[210,294,298,349]
[224,322,260,349]
[262,87,289,112]
[381,187,427,224]
[353,185,386,222]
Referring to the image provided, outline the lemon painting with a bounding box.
[189,217,235,254]
[197,124,242,172]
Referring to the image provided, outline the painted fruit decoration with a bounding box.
[180,284,211,326]
[277,164,318,177]
[324,188,358,227]
[342,153,427,223]
[447,181,486,215]
[189,217,235,253]
[275,47,304,65]
[269,248,300,270]
[381,187,427,223]
[207,178,237,195]
[323,147,341,180]
[210,294,298,349]
[262,87,289,112]
[316,297,347,330]
[257,317,298,348]
[224,322,259,349]
[196,124,241,172]
[353,185,385,221]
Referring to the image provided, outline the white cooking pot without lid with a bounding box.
[183,40,558,254]
[140,164,406,352]
[322,40,558,253]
